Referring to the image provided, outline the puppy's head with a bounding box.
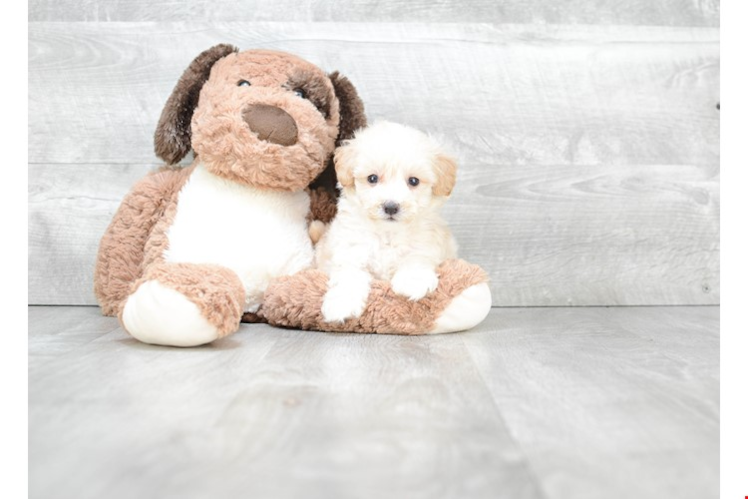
[154,45,366,191]
[334,121,457,223]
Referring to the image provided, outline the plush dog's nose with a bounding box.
[383,201,400,216]
[242,104,298,146]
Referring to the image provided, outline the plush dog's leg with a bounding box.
[261,259,491,334]
[427,280,492,334]
[120,262,245,346]
[94,167,193,317]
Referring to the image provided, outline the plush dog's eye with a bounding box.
[367,174,379,184]
[237,80,251,87]
[294,89,306,99]
[408,177,420,187]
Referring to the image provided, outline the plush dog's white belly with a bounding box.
[164,164,313,312]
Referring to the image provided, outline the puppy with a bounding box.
[315,121,458,323]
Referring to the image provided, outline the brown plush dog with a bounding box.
[94,44,491,346]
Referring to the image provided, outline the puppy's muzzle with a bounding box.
[242,104,298,146]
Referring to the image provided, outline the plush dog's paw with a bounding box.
[321,284,369,323]
[429,282,492,334]
[391,268,439,301]
[122,280,220,347]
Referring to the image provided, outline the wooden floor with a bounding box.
[28,306,719,499]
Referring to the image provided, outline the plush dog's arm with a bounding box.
[262,259,492,335]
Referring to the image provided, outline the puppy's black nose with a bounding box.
[383,201,400,216]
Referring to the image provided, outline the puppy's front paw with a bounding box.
[391,268,439,301]
[321,284,369,323]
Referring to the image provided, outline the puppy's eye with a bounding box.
[294,88,306,99]
[408,177,420,187]
[367,174,379,184]
[238,80,251,87]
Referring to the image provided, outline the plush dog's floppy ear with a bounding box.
[310,71,367,192]
[432,153,458,197]
[329,71,367,146]
[154,44,238,164]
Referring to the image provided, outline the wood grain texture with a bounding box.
[28,23,719,165]
[28,305,121,376]
[28,306,541,498]
[461,307,719,498]
[28,0,720,26]
[28,163,155,305]
[28,305,719,498]
[28,161,719,306]
[451,162,719,306]
[28,22,720,306]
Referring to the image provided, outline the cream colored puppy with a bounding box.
[316,121,459,323]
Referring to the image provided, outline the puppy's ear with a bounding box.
[329,71,367,146]
[154,44,238,164]
[333,144,356,189]
[432,153,458,197]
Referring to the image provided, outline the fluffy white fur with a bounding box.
[165,163,314,313]
[316,121,459,323]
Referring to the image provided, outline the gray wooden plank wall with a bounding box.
[28,0,720,25]
[28,4,720,307]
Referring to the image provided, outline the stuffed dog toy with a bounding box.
[94,44,491,346]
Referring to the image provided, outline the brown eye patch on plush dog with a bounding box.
[284,68,333,119]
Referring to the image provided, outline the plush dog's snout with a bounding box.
[382,201,400,216]
[242,104,298,146]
